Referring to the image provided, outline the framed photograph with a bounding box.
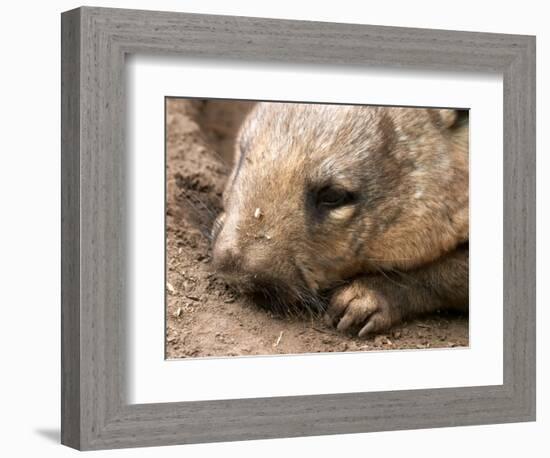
[61,6,536,450]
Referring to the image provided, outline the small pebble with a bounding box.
[254,208,262,219]
[374,335,385,346]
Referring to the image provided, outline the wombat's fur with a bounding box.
[212,102,468,337]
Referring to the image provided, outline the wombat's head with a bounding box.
[212,103,468,310]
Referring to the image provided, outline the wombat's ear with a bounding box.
[438,109,458,128]
[434,109,469,130]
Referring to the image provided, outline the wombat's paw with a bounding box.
[325,280,399,338]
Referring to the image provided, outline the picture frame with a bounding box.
[61,6,536,450]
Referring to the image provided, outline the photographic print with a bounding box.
[165,99,469,359]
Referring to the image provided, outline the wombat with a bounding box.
[211,102,468,337]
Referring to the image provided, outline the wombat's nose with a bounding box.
[212,239,242,274]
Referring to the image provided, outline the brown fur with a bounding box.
[212,102,469,336]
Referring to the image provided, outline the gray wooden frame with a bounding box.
[61,6,536,451]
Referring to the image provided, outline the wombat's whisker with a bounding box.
[179,193,222,239]
[178,205,214,240]
[182,192,220,221]
[386,267,422,287]
[373,265,409,289]
[293,284,326,319]
[211,217,223,237]
[365,257,419,263]
[209,149,232,170]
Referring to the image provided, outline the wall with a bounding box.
[0,1,546,456]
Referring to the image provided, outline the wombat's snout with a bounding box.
[211,226,254,279]
[211,214,241,275]
[212,222,279,288]
[211,235,242,275]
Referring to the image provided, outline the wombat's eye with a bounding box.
[316,186,355,209]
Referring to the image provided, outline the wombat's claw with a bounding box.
[325,283,394,337]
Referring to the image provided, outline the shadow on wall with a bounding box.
[34,428,60,443]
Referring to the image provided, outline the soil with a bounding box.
[165,98,469,359]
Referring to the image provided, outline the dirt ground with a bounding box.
[165,98,468,359]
